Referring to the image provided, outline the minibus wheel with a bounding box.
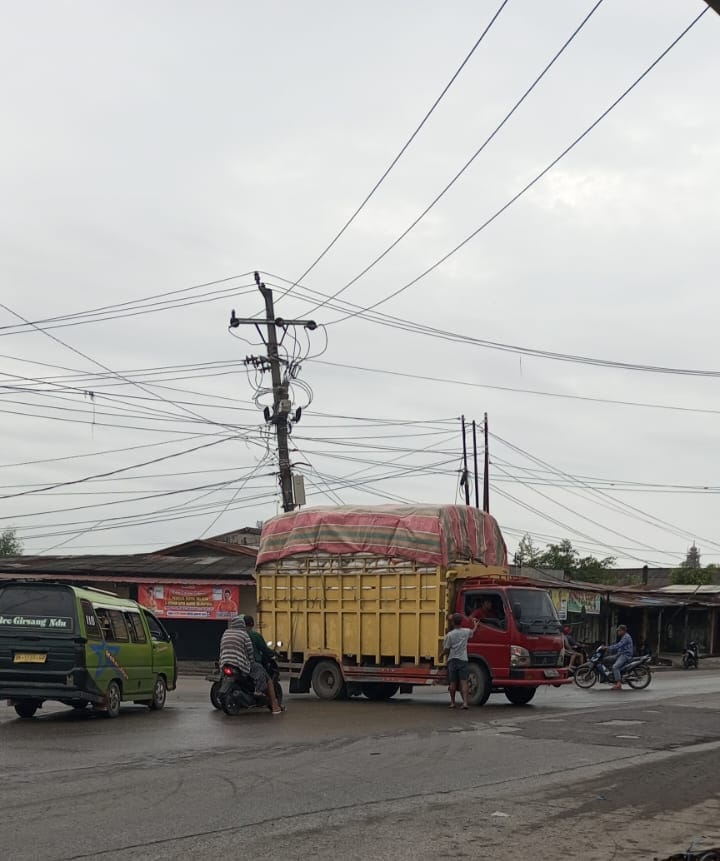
[149,676,167,710]
[14,700,39,719]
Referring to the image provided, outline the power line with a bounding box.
[280,0,511,300]
[490,432,720,552]
[0,438,233,501]
[0,302,265,441]
[301,0,605,317]
[326,6,710,327]
[492,483,662,565]
[267,275,720,381]
[309,359,720,416]
[0,275,254,335]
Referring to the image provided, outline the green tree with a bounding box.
[671,544,717,585]
[671,567,713,586]
[534,539,615,582]
[513,533,543,567]
[0,528,22,556]
[537,539,578,572]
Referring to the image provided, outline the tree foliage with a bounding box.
[513,535,615,582]
[0,528,23,557]
[671,545,717,586]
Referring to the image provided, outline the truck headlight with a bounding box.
[510,645,531,668]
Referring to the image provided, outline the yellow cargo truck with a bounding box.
[257,505,569,706]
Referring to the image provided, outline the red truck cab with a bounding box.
[453,578,568,705]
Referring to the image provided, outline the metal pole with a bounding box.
[460,415,470,506]
[472,420,480,508]
[482,412,490,512]
[257,278,295,513]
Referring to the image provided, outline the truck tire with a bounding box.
[466,663,491,707]
[504,686,537,706]
[311,660,347,700]
[360,683,399,701]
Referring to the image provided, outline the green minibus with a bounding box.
[0,581,177,718]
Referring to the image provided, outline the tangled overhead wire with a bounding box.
[229,318,327,434]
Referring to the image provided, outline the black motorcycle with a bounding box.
[573,646,652,690]
[208,641,284,713]
[682,641,699,670]
[218,660,283,715]
[206,661,223,710]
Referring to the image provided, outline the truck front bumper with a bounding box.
[499,667,571,686]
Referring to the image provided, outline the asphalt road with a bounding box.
[1,671,719,861]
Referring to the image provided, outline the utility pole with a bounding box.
[230,272,317,513]
[460,415,470,506]
[483,412,490,513]
[472,419,480,509]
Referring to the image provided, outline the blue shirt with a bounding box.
[609,632,633,659]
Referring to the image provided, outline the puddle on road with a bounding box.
[596,719,645,727]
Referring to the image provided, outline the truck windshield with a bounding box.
[508,588,561,634]
[0,585,77,636]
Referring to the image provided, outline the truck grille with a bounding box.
[530,651,560,667]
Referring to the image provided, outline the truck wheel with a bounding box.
[311,660,347,700]
[466,663,491,707]
[504,686,537,706]
[360,683,399,701]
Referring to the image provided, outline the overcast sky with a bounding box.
[1,1,719,567]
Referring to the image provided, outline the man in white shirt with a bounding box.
[442,612,480,709]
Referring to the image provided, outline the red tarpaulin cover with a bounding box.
[257,505,507,568]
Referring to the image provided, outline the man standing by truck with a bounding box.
[443,613,480,709]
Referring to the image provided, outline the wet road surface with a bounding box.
[1,671,719,860]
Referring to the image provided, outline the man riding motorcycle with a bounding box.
[219,616,282,715]
[604,624,634,691]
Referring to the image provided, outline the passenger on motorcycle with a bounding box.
[604,624,634,690]
[219,616,282,714]
[562,625,583,671]
[244,615,275,667]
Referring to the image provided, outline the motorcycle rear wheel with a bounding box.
[626,665,652,690]
[573,664,597,689]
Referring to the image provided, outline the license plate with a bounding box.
[543,669,560,678]
[13,653,47,664]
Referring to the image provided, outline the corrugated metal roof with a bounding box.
[659,584,720,594]
[0,554,255,579]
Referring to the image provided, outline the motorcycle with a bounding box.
[215,642,284,715]
[206,661,223,710]
[573,646,652,690]
[682,641,699,670]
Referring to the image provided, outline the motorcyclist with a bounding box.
[244,615,275,668]
[219,617,282,714]
[604,624,634,691]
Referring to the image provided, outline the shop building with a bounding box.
[0,539,257,661]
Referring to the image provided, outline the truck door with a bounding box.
[462,590,511,677]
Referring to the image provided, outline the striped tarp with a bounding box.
[256,505,507,568]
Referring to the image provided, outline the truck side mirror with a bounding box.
[512,604,523,621]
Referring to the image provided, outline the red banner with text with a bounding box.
[138,584,240,620]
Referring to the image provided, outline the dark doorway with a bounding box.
[163,619,227,660]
